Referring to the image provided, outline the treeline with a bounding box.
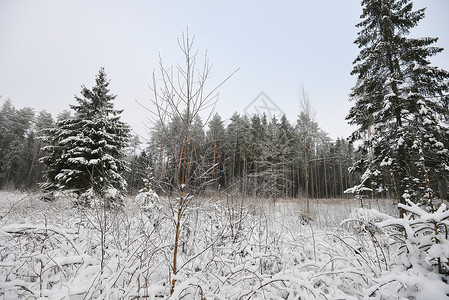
[1,97,364,199]
[4,96,444,200]
[135,111,359,199]
[0,98,54,190]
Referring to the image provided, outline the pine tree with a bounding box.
[224,113,250,190]
[26,110,54,188]
[279,114,296,198]
[0,101,35,189]
[205,113,226,189]
[128,148,154,194]
[248,114,266,196]
[40,68,131,205]
[186,115,207,192]
[260,116,286,200]
[347,0,449,213]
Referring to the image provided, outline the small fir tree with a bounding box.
[40,68,131,205]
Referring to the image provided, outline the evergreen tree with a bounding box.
[40,68,131,205]
[259,116,285,200]
[56,110,72,122]
[224,113,250,190]
[347,0,449,213]
[0,101,35,189]
[296,110,318,198]
[129,148,154,193]
[279,114,295,198]
[186,115,207,192]
[224,113,243,185]
[0,100,17,187]
[125,135,144,194]
[248,114,267,196]
[26,110,55,188]
[205,113,226,189]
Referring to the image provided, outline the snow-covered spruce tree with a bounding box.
[40,68,131,206]
[347,0,449,215]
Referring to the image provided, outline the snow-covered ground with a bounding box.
[0,191,447,299]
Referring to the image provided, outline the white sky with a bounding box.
[1,0,448,141]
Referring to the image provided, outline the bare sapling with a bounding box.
[142,29,238,294]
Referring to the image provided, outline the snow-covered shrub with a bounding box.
[353,200,449,298]
[134,189,159,210]
[358,200,449,274]
[4,190,447,299]
[0,223,92,299]
[337,217,391,275]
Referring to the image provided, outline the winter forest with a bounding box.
[0,87,357,200]
[1,0,449,299]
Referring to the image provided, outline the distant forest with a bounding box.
[1,96,366,199]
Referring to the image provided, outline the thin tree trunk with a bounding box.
[213,131,217,184]
[171,118,190,295]
[310,158,314,199]
[339,156,344,198]
[254,161,257,198]
[323,147,328,198]
[315,159,319,198]
[297,164,300,198]
[26,140,41,188]
[187,142,194,181]
[304,138,309,214]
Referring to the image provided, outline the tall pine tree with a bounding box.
[40,68,131,205]
[347,0,449,214]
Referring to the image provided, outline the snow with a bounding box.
[1,191,448,299]
[433,141,444,148]
[88,159,100,165]
[384,93,396,100]
[419,104,429,115]
[68,157,88,164]
[380,157,393,167]
[423,117,433,125]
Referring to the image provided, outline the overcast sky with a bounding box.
[1,0,448,141]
